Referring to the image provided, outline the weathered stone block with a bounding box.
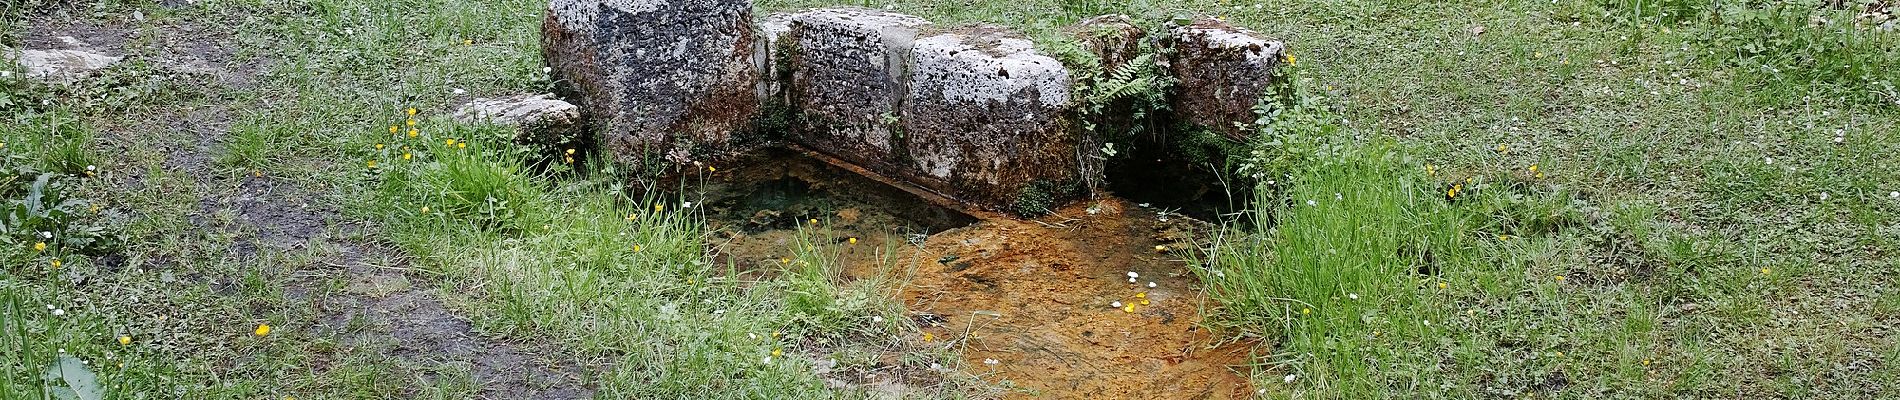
[5,48,122,84]
[781,8,930,174]
[543,0,761,165]
[452,94,582,147]
[1066,15,1147,73]
[901,27,1081,212]
[1167,18,1287,141]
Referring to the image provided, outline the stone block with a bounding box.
[780,8,930,174]
[543,0,762,165]
[1167,18,1287,141]
[901,27,1081,212]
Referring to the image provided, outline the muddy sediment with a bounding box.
[699,150,1257,398]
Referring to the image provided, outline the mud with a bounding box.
[702,151,1257,399]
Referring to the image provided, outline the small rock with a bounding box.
[452,94,582,146]
[6,48,123,84]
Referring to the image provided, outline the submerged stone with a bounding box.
[1167,18,1287,141]
[543,0,762,165]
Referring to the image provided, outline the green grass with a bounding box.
[4,0,1898,398]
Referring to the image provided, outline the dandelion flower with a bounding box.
[808,218,818,225]
[1761,268,1770,275]
[709,166,717,172]
[655,204,665,212]
[565,148,576,155]
[771,348,782,357]
[367,160,377,169]
[403,152,412,160]
[779,257,789,264]
[389,125,399,135]
[375,143,385,150]
[118,336,130,345]
[1426,164,1437,176]
[1135,292,1146,299]
[1301,308,1311,315]
[445,139,456,146]
[1122,303,1136,313]
[1554,275,1565,282]
[254,324,272,336]
[408,129,419,138]
[1438,281,1448,289]
[34,242,46,251]
[633,245,643,252]
[407,119,417,127]
[457,143,466,149]
[1528,164,1538,174]
[406,108,418,116]
[50,259,61,268]
[1283,53,1296,66]
[848,237,858,244]
[922,333,934,342]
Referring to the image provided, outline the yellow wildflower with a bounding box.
[445,139,456,146]
[51,259,61,268]
[1554,275,1565,282]
[408,129,419,138]
[770,348,782,357]
[389,125,399,135]
[407,119,416,127]
[34,242,46,251]
[118,336,130,345]
[1496,143,1508,153]
[1153,245,1167,252]
[922,333,934,342]
[1761,268,1771,275]
[848,237,858,244]
[633,244,643,252]
[654,204,665,212]
[421,206,430,213]
[1643,359,1651,366]
[625,214,637,221]
[1426,164,1436,176]
[708,166,717,172]
[463,39,472,46]
[1301,307,1312,315]
[254,324,272,336]
[406,108,418,116]
[457,143,466,149]
[1499,234,1511,241]
[1134,292,1146,299]
[1284,53,1297,66]
[1528,164,1539,174]
[779,257,789,264]
[808,218,817,225]
[565,148,576,155]
[1122,303,1135,313]
[1438,281,1448,289]
[402,152,412,160]
[367,160,377,169]
[1139,298,1150,306]
[375,143,385,150]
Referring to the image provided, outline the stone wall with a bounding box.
[540,3,1288,215]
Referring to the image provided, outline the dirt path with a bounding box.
[24,13,591,399]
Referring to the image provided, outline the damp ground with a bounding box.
[696,151,1258,398]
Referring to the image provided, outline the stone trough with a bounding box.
[539,0,1286,215]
